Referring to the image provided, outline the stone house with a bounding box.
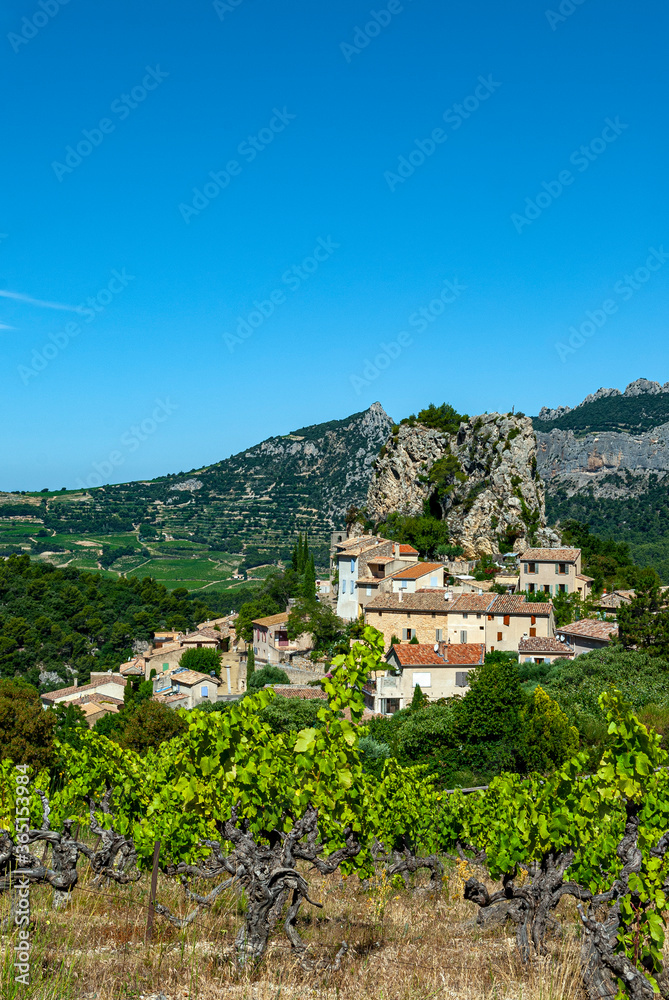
[591,590,635,618]
[40,672,130,727]
[555,619,618,655]
[334,535,419,619]
[140,627,230,681]
[152,667,221,709]
[365,642,485,714]
[40,672,129,708]
[518,636,575,664]
[364,592,554,653]
[519,548,594,598]
[447,594,554,653]
[364,591,453,647]
[390,562,445,593]
[251,612,313,665]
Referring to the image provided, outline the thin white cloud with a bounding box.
[0,288,83,313]
[0,323,16,329]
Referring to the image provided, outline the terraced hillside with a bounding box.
[0,403,392,589]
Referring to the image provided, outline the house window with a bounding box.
[527,562,536,574]
[412,672,431,688]
[503,615,510,626]
[528,584,535,594]
[455,671,469,688]
[497,632,503,641]
[366,586,372,596]
[402,628,415,640]
[558,562,567,574]
[430,576,438,587]
[529,627,536,637]
[533,658,544,665]
[462,613,468,620]
[201,685,208,698]
[341,581,346,593]
[476,613,481,619]
[350,558,355,573]
[559,584,567,593]
[544,585,550,594]
[401,580,408,589]
[460,630,467,643]
[435,629,443,641]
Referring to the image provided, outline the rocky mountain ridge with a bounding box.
[537,378,669,422]
[367,412,558,558]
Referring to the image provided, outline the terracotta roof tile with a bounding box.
[518,637,574,654]
[491,596,553,616]
[170,669,221,686]
[399,544,419,554]
[392,562,443,580]
[386,642,485,666]
[556,619,618,641]
[387,645,446,666]
[253,612,290,628]
[520,548,580,562]
[41,675,128,702]
[366,592,455,613]
[448,594,497,613]
[441,642,486,665]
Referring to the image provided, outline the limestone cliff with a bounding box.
[367,412,557,558]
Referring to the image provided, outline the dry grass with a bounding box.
[1,860,587,1000]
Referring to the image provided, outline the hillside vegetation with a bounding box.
[533,390,669,435]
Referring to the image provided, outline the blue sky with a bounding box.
[1,0,667,490]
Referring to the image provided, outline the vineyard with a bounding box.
[2,628,669,999]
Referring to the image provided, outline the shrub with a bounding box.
[247,665,290,691]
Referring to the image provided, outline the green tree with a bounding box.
[0,678,56,769]
[453,656,527,773]
[518,685,579,772]
[618,578,669,656]
[120,700,187,754]
[247,665,290,691]
[410,683,428,708]
[302,554,316,599]
[179,646,222,677]
[246,647,255,678]
[286,598,345,653]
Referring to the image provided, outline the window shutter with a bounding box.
[531,615,536,625]
[460,630,467,644]
[530,627,537,637]
[497,631,502,641]
[435,629,442,641]
[456,671,469,687]
[503,615,510,626]
[555,563,559,574]
[524,564,528,574]
[402,629,408,640]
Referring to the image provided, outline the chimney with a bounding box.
[398,591,403,602]
[73,678,78,688]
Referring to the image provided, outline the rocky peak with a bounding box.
[537,378,669,421]
[367,412,557,558]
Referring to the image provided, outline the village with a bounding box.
[39,530,628,724]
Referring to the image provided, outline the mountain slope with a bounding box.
[0,404,393,577]
[534,379,669,578]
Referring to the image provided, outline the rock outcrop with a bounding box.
[367,413,557,558]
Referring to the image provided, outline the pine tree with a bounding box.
[302,555,316,600]
[247,647,255,678]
